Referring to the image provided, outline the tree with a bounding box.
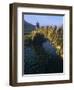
[32,33,46,46]
[36,22,40,29]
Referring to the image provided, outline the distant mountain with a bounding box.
[24,20,36,33]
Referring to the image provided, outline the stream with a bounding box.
[24,40,63,74]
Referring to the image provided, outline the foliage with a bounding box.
[32,33,46,46]
[24,34,32,45]
[24,25,63,58]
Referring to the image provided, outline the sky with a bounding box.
[24,14,63,26]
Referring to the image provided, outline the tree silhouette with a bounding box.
[32,33,46,46]
[36,22,40,29]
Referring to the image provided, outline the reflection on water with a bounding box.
[24,40,63,74]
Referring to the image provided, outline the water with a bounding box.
[42,41,57,56]
[24,40,63,74]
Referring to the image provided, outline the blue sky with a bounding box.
[24,14,63,26]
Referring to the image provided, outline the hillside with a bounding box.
[24,20,36,33]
